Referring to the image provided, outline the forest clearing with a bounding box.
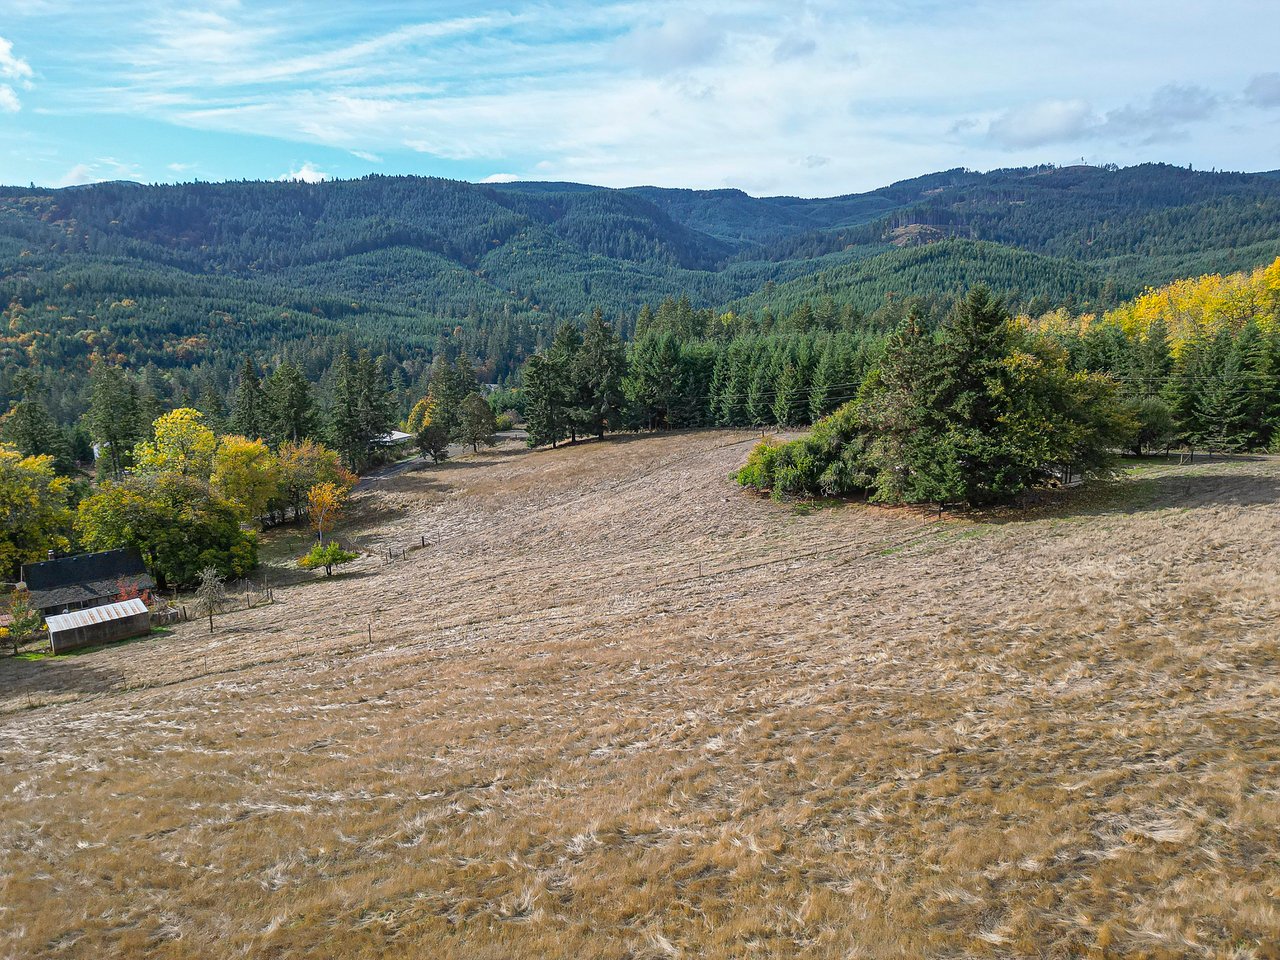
[1,431,1277,959]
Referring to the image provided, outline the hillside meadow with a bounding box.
[1,432,1277,958]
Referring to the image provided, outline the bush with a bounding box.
[298,542,359,577]
[733,402,874,500]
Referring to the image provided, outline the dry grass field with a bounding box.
[2,431,1278,959]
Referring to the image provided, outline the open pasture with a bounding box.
[2,433,1278,958]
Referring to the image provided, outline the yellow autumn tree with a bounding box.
[307,481,348,545]
[211,435,281,522]
[405,391,438,434]
[0,445,72,579]
[133,408,217,480]
[1101,257,1280,354]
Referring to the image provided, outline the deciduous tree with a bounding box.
[133,408,217,481]
[0,446,73,580]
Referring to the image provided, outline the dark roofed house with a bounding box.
[21,548,156,618]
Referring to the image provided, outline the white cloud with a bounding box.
[277,161,330,183]
[55,157,143,187]
[57,162,98,186]
[22,1,1280,195]
[615,15,727,74]
[987,99,1098,149]
[984,84,1223,150]
[479,172,520,183]
[0,35,32,111]
[0,36,33,84]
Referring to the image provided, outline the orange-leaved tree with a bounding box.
[307,481,348,545]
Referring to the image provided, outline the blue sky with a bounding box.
[1,0,1278,196]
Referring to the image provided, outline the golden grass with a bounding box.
[2,433,1278,958]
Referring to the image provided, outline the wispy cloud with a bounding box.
[6,1,1280,193]
[56,156,143,187]
[984,84,1223,150]
[1245,72,1280,108]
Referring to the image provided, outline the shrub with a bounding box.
[299,542,359,577]
[733,403,874,501]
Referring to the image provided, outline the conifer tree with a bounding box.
[860,314,948,503]
[549,322,586,440]
[264,361,316,445]
[230,358,268,439]
[625,333,683,430]
[523,354,568,448]
[576,308,626,438]
[746,353,775,427]
[772,362,806,427]
[1,370,71,473]
[87,365,143,479]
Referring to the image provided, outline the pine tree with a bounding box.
[746,351,775,427]
[329,350,392,469]
[1132,319,1173,400]
[717,340,752,427]
[930,287,1019,504]
[197,379,227,433]
[1164,333,1212,447]
[264,361,316,445]
[87,365,143,479]
[0,370,71,472]
[772,363,806,427]
[425,356,467,441]
[576,308,626,438]
[1194,332,1253,451]
[549,322,586,441]
[860,314,950,504]
[624,333,683,430]
[230,358,268,439]
[523,354,567,448]
[809,341,839,422]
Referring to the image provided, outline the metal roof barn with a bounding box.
[45,598,151,654]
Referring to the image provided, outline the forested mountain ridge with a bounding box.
[3,162,1280,419]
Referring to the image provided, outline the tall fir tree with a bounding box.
[523,354,568,448]
[230,359,268,439]
[264,361,316,445]
[86,365,143,479]
[576,308,626,438]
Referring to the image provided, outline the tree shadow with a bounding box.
[0,648,128,708]
[980,464,1280,523]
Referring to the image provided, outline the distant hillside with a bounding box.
[2,162,1280,409]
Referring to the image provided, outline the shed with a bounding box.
[373,430,414,446]
[45,598,151,654]
[21,548,156,617]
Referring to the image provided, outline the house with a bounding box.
[372,430,415,447]
[45,598,151,654]
[21,548,156,618]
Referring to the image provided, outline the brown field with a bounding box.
[2,432,1278,959]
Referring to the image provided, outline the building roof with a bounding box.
[22,548,156,611]
[373,430,414,445]
[46,597,149,634]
